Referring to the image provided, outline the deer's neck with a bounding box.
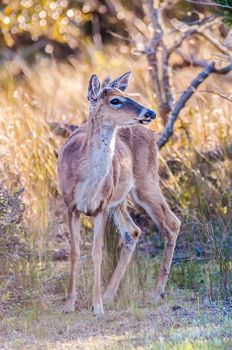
[84,119,116,180]
[73,119,117,215]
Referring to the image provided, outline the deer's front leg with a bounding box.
[92,210,108,316]
[63,211,81,313]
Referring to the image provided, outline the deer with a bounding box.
[58,72,181,316]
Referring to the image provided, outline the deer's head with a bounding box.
[87,72,156,127]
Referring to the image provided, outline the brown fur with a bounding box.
[58,78,180,315]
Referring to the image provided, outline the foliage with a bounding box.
[214,0,232,27]
[0,182,31,275]
[0,78,58,238]
[0,0,129,50]
[161,101,232,299]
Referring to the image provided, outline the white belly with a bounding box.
[74,180,106,215]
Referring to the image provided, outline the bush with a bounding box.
[0,182,31,275]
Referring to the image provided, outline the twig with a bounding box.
[191,89,232,103]
[175,86,232,103]
[146,0,174,124]
[167,17,219,57]
[187,0,232,9]
[106,30,134,42]
[157,61,232,149]
[212,62,232,74]
[173,51,209,69]
[198,31,232,57]
[92,13,102,50]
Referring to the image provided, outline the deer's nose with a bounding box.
[144,109,156,120]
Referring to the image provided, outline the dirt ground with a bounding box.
[0,291,231,350]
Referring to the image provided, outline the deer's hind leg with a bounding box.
[103,203,141,304]
[92,210,108,316]
[132,186,180,304]
[63,210,81,313]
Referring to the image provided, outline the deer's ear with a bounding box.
[87,74,101,102]
[109,71,131,91]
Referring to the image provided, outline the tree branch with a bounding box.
[212,62,232,74]
[167,17,219,57]
[198,30,232,57]
[178,88,232,103]
[157,61,232,149]
[146,0,167,123]
[187,0,232,9]
[172,51,209,69]
[145,0,175,125]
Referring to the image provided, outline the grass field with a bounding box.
[1,291,231,350]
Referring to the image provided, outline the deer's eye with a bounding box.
[110,98,123,108]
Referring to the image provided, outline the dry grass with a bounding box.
[0,47,231,238]
[0,48,154,238]
[0,45,231,349]
[0,292,231,350]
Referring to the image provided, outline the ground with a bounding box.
[0,291,231,350]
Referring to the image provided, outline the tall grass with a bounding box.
[0,47,231,310]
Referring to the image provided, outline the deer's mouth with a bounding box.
[139,118,151,125]
[137,108,156,125]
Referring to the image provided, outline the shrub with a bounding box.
[0,182,31,277]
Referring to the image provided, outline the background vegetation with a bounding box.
[0,1,231,349]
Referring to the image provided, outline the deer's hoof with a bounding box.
[92,303,104,316]
[63,299,76,313]
[151,291,164,306]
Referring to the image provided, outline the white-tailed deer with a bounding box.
[58,72,180,315]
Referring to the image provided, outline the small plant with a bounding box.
[214,1,232,27]
[0,182,34,312]
[0,182,31,272]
